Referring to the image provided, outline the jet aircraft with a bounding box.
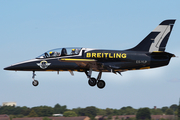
[4,19,176,89]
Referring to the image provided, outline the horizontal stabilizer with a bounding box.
[150,51,175,57]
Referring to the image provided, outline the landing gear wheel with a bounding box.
[32,80,39,86]
[88,77,97,87]
[97,80,105,89]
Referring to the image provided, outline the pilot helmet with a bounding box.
[72,49,75,51]
[49,51,53,55]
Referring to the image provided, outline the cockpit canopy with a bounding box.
[37,47,82,58]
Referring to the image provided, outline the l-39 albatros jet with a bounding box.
[4,19,176,89]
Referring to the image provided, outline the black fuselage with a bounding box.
[4,49,174,72]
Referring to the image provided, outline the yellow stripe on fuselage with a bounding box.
[61,58,96,62]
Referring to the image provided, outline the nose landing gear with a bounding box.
[32,71,39,86]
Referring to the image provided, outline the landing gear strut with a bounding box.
[85,69,106,89]
[32,71,39,86]
[96,72,105,89]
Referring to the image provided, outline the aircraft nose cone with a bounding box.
[4,59,42,71]
[4,66,9,70]
[4,65,18,70]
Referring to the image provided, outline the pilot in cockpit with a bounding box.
[49,51,61,57]
[49,51,54,56]
[71,49,76,55]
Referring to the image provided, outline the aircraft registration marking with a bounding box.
[86,53,127,59]
[136,60,147,64]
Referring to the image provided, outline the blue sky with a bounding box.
[0,1,180,109]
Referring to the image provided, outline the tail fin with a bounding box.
[128,19,176,52]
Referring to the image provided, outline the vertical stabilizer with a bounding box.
[128,19,176,52]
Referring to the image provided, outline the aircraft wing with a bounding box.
[59,58,122,74]
[59,58,103,71]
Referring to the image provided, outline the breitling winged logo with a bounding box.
[37,61,51,69]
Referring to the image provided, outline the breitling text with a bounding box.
[86,53,127,58]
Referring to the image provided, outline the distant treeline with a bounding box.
[0,104,179,119]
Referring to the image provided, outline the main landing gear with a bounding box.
[85,69,106,89]
[32,71,39,86]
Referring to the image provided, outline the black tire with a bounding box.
[32,80,39,86]
[88,78,97,87]
[97,80,105,89]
